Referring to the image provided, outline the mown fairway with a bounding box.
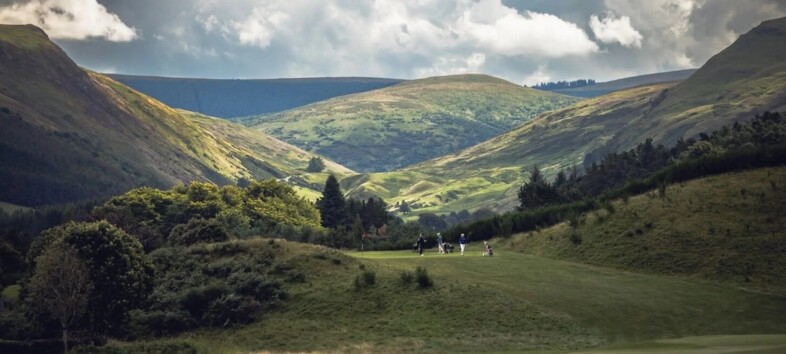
[348,248,786,353]
[165,245,786,353]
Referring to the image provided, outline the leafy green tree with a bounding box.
[307,156,326,172]
[418,213,447,231]
[316,175,347,229]
[30,221,155,336]
[28,243,92,353]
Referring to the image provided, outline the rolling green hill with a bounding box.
[108,74,403,118]
[0,24,351,207]
[245,74,580,172]
[348,17,786,217]
[510,166,786,295]
[345,82,675,215]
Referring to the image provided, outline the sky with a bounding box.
[0,0,784,85]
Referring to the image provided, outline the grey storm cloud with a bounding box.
[1,0,784,84]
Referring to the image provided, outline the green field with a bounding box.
[110,241,786,354]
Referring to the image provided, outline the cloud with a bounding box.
[522,65,551,86]
[0,0,138,41]
[589,12,643,48]
[208,0,598,77]
[43,0,786,83]
[457,5,599,57]
[415,52,487,77]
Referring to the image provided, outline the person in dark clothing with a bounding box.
[416,233,426,256]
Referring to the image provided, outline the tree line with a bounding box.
[531,79,596,90]
[446,111,786,242]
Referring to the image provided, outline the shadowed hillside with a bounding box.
[246,74,580,172]
[0,25,350,207]
[109,74,403,118]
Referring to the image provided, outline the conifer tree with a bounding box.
[316,174,347,229]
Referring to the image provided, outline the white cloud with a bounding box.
[230,5,290,48]
[522,65,551,86]
[415,52,487,77]
[589,12,643,48]
[0,0,138,41]
[457,6,599,57]
[206,0,598,77]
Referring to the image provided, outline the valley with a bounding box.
[1,6,785,354]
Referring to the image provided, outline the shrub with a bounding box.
[415,267,433,289]
[353,270,376,291]
[168,218,230,246]
[569,232,582,245]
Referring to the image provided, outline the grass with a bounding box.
[510,167,786,294]
[104,237,786,353]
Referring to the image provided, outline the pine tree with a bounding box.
[316,174,347,229]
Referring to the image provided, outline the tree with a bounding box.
[307,156,326,172]
[418,213,447,231]
[30,221,155,336]
[517,165,563,210]
[316,175,348,229]
[28,243,92,353]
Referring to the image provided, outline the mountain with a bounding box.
[0,25,350,207]
[245,74,580,172]
[108,74,403,118]
[344,82,673,213]
[348,17,786,216]
[548,69,697,97]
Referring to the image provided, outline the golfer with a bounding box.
[436,232,444,254]
[416,233,426,256]
[459,233,467,255]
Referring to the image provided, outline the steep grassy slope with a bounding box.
[246,74,580,172]
[109,74,403,118]
[0,25,350,206]
[605,17,786,153]
[97,240,786,353]
[549,69,696,98]
[346,82,674,214]
[510,167,786,295]
[349,17,786,216]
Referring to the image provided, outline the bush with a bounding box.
[415,267,433,289]
[353,270,376,291]
[168,218,230,246]
[569,232,582,245]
